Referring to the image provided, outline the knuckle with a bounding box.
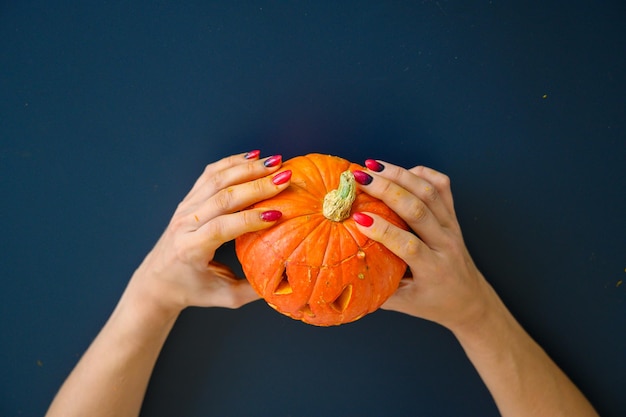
[411,165,427,176]
[420,183,439,203]
[169,214,188,233]
[206,218,226,242]
[174,238,195,264]
[436,173,451,190]
[377,221,394,240]
[173,201,188,217]
[203,163,213,176]
[246,159,259,175]
[407,200,428,223]
[252,177,267,194]
[222,153,241,168]
[374,220,421,260]
[209,170,226,191]
[379,179,396,196]
[241,210,257,228]
[386,165,404,182]
[213,188,234,212]
[402,237,421,258]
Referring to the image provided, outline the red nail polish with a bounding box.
[365,159,385,172]
[245,149,261,159]
[272,170,292,185]
[353,212,374,227]
[260,210,282,222]
[264,155,282,167]
[353,170,373,185]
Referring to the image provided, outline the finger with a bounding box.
[352,212,431,265]
[353,169,449,249]
[408,165,456,219]
[352,212,429,315]
[186,270,262,308]
[202,278,261,309]
[225,279,261,308]
[208,260,238,279]
[191,169,291,226]
[206,262,262,308]
[380,276,416,313]
[365,160,454,228]
[186,153,282,204]
[186,208,284,259]
[186,151,257,198]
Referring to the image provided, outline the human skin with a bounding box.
[351,160,599,417]
[45,151,289,417]
[45,153,599,417]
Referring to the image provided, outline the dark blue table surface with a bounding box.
[1,1,624,416]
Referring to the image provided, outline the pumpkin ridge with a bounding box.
[322,224,364,269]
[308,154,333,192]
[300,217,332,268]
[283,240,373,267]
[341,219,374,254]
[334,239,376,267]
[305,220,373,269]
[317,222,340,273]
[305,153,351,194]
[259,213,328,264]
[269,217,378,269]
[292,154,330,198]
[285,181,323,201]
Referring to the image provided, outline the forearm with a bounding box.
[451,281,598,417]
[44,152,283,416]
[45,276,179,417]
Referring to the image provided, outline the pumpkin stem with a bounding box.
[323,170,356,222]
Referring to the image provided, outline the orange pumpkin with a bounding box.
[235,154,408,326]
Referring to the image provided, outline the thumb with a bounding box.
[228,280,261,308]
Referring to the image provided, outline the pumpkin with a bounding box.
[235,154,408,326]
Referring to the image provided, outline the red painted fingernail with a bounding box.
[353,170,373,185]
[272,170,292,185]
[352,212,374,227]
[264,155,282,167]
[260,210,282,222]
[365,159,385,172]
[245,149,261,159]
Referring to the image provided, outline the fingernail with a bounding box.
[245,149,261,160]
[352,212,374,227]
[365,159,385,172]
[264,155,282,167]
[260,210,282,222]
[353,170,373,185]
[272,170,292,185]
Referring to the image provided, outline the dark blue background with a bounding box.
[1,1,624,416]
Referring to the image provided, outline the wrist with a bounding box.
[448,286,523,364]
[115,268,183,335]
[446,278,509,341]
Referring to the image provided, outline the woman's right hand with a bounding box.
[128,150,293,320]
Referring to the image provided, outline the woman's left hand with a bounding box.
[351,160,489,331]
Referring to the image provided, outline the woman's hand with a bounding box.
[352,160,600,417]
[129,151,292,319]
[45,151,294,417]
[351,160,490,331]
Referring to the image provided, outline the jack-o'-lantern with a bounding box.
[235,153,407,325]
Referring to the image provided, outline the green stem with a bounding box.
[323,170,356,222]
